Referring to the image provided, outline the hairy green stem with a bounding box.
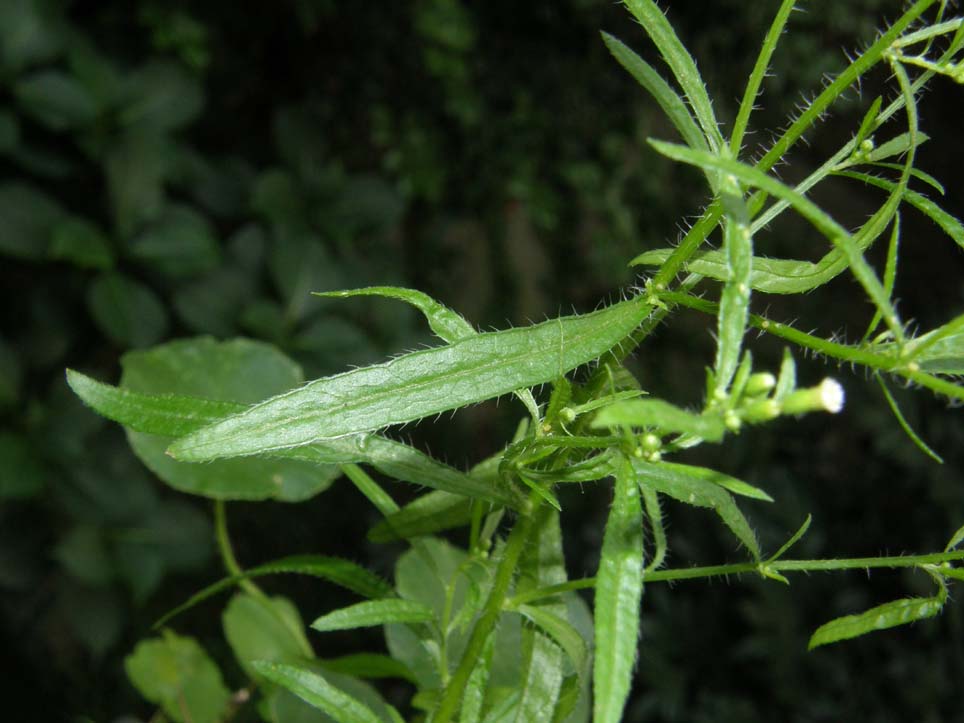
[508,549,964,607]
[431,494,541,723]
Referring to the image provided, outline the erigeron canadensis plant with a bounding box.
[67,1,964,721]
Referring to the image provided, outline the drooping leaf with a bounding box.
[125,631,231,723]
[653,461,773,502]
[836,170,964,250]
[156,555,392,628]
[168,297,651,462]
[311,599,435,632]
[593,456,644,723]
[808,577,946,650]
[315,286,475,342]
[633,459,761,560]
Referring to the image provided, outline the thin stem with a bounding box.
[660,291,964,403]
[214,500,264,600]
[508,549,964,607]
[431,493,542,723]
[213,501,314,657]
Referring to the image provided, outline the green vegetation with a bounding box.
[2,0,963,721]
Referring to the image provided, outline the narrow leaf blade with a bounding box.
[252,661,384,723]
[311,599,434,632]
[593,455,644,723]
[169,298,650,461]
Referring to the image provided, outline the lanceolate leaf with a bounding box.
[311,599,435,632]
[623,0,723,151]
[168,297,651,462]
[316,287,542,424]
[252,661,384,723]
[601,32,706,152]
[591,397,725,441]
[633,459,761,560]
[593,455,644,723]
[155,555,392,628]
[67,370,516,505]
[518,604,588,674]
[808,575,947,650]
[367,491,474,542]
[655,461,774,502]
[835,171,964,250]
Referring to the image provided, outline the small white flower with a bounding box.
[819,378,845,413]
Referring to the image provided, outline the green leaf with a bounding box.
[223,593,311,679]
[319,654,418,684]
[168,297,651,462]
[808,579,946,650]
[946,523,964,552]
[655,461,773,502]
[86,272,168,348]
[593,456,644,723]
[119,61,204,131]
[252,661,384,723]
[714,174,754,394]
[125,631,231,723]
[633,459,761,560]
[515,507,569,721]
[601,32,706,152]
[517,604,588,675]
[836,171,964,250]
[368,491,474,542]
[590,398,725,441]
[120,338,340,501]
[14,70,98,130]
[66,367,512,505]
[106,131,168,237]
[156,554,393,628]
[128,204,220,277]
[866,130,930,162]
[312,599,435,632]
[729,0,796,155]
[623,0,723,151]
[315,286,476,342]
[854,96,883,147]
[48,217,114,269]
[876,375,943,464]
[650,140,902,342]
[0,182,65,260]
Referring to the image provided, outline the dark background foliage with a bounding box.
[1,1,962,721]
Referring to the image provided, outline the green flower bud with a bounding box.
[780,378,845,415]
[743,372,776,398]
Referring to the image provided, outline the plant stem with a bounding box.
[213,501,314,657]
[431,493,541,723]
[508,549,964,607]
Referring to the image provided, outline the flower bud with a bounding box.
[743,372,776,398]
[780,378,844,415]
